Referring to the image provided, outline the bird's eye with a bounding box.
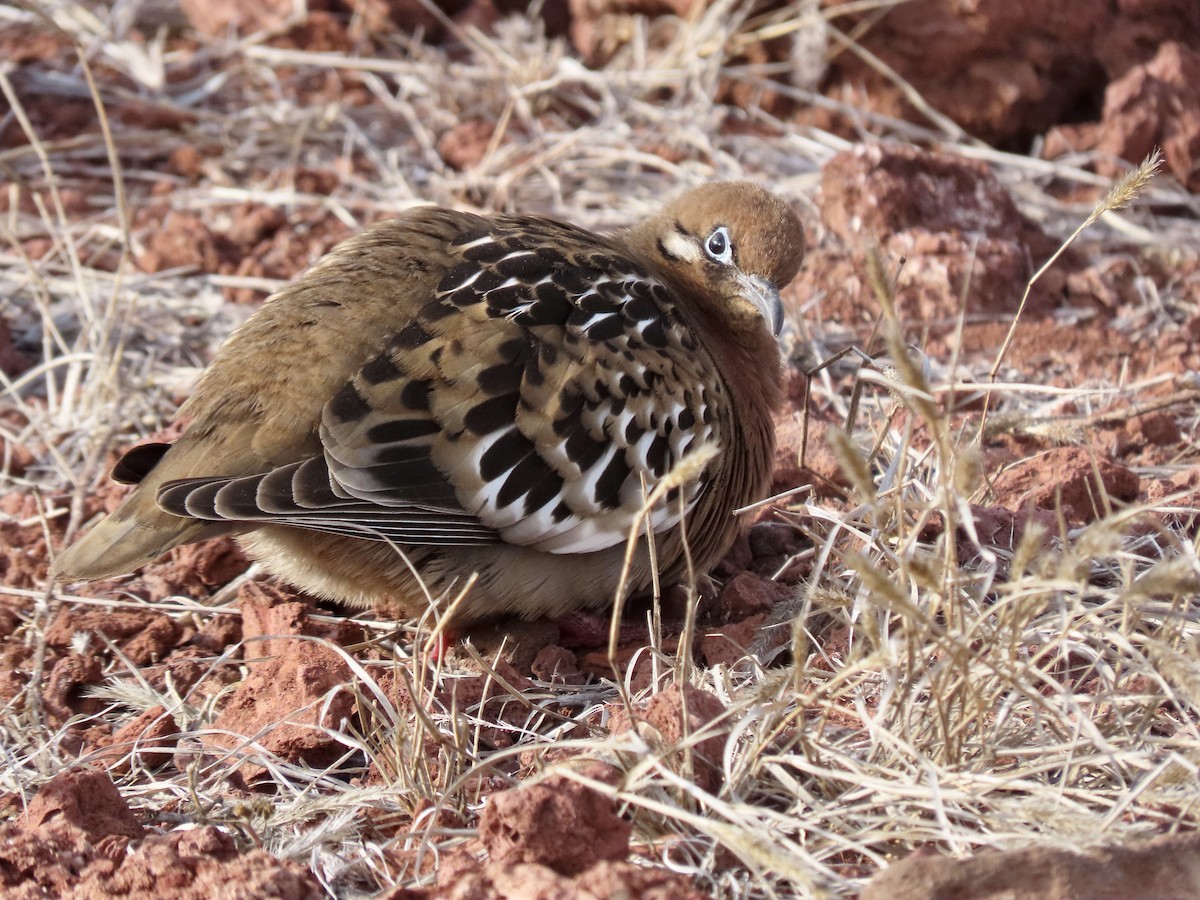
[704,226,733,265]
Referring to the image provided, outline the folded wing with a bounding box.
[157,218,720,554]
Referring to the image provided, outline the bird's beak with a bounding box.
[742,274,784,336]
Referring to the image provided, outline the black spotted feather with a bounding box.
[157,216,718,553]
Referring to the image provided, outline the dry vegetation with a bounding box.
[3,1,1200,897]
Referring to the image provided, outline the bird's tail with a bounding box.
[50,493,221,581]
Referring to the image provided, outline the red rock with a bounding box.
[167,144,204,179]
[443,656,536,748]
[204,640,354,780]
[815,0,1196,146]
[772,412,850,500]
[0,598,21,641]
[460,617,561,674]
[958,504,1056,560]
[340,0,476,44]
[165,540,249,588]
[136,210,225,274]
[530,645,585,684]
[815,143,1063,318]
[1045,42,1200,192]
[0,642,32,709]
[700,613,767,668]
[18,767,144,839]
[478,774,631,875]
[190,613,244,653]
[716,530,754,578]
[0,484,39,518]
[990,447,1140,524]
[44,609,182,665]
[718,571,790,619]
[1125,411,1182,448]
[609,682,727,793]
[225,204,288,247]
[97,706,180,774]
[238,579,303,610]
[429,855,706,899]
[0,433,36,478]
[178,0,295,36]
[0,818,322,898]
[820,144,1050,250]
[747,521,798,559]
[0,22,73,68]
[568,0,705,65]
[862,832,1200,900]
[555,611,648,650]
[43,652,104,725]
[438,118,497,171]
[578,636,680,694]
[240,586,313,664]
[1,518,52,591]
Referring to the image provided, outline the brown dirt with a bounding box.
[609,683,729,793]
[0,767,322,899]
[861,832,1200,900]
[813,0,1199,151]
[1045,41,1200,193]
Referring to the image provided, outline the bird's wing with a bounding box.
[158,218,721,553]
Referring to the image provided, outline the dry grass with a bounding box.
[3,1,1200,897]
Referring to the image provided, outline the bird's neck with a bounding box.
[688,301,784,428]
[675,301,784,572]
[709,314,783,512]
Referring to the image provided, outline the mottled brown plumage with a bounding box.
[51,182,805,625]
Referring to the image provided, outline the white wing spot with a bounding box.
[456,235,494,251]
[577,312,615,334]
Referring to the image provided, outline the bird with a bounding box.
[51,182,805,627]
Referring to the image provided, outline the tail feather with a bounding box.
[51,496,225,581]
[52,426,261,582]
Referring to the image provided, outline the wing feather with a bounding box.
[154,218,720,552]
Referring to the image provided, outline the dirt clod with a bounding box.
[479,774,632,875]
[863,832,1200,900]
[610,682,728,793]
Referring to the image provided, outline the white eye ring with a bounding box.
[704,226,734,265]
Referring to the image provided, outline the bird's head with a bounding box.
[630,181,806,338]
